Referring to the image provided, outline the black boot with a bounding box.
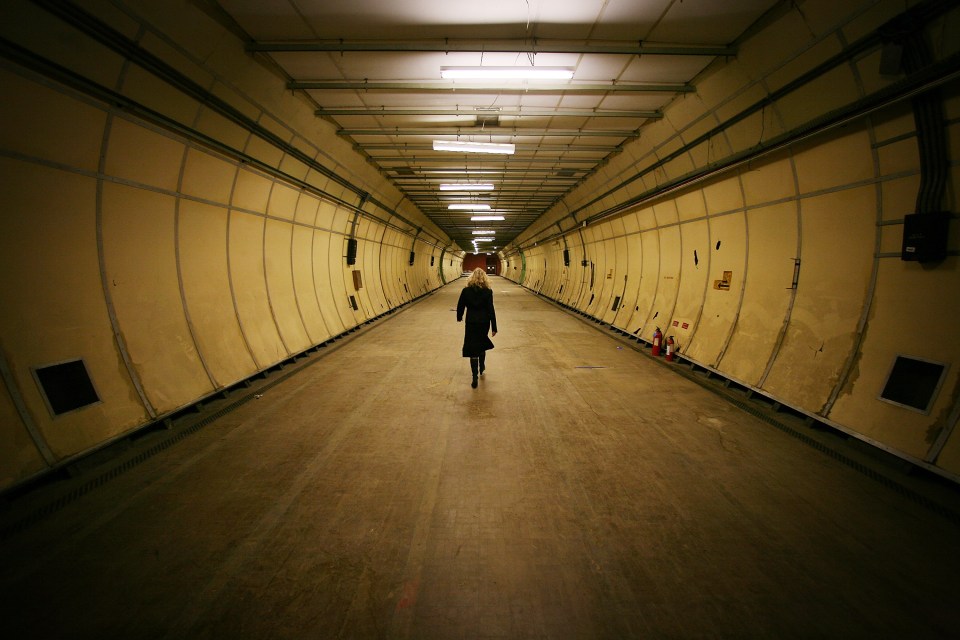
[479,353,486,376]
[470,358,479,388]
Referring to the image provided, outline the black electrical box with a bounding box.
[346,238,358,265]
[901,212,949,263]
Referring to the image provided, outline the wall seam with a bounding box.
[97,32,156,419]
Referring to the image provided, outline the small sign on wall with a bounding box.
[713,270,732,291]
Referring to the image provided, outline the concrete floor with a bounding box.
[2,277,959,639]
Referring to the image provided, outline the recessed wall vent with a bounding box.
[33,359,100,417]
[879,355,948,414]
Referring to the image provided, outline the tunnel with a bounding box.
[1,0,959,637]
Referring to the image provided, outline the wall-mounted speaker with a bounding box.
[346,238,358,265]
[902,212,949,263]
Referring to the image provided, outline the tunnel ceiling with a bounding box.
[214,0,781,253]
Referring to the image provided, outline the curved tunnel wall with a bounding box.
[504,1,960,481]
[0,1,463,491]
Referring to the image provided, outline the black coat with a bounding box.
[457,285,497,357]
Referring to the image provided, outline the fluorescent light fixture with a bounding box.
[472,230,495,235]
[441,66,574,80]
[448,203,491,211]
[433,140,515,155]
[474,237,495,242]
[471,215,505,221]
[433,170,502,175]
[439,183,495,191]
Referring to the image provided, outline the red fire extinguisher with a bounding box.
[665,336,676,362]
[652,327,662,356]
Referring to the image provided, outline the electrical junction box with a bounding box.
[901,212,949,263]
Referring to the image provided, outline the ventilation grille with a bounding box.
[33,359,100,416]
[879,355,947,413]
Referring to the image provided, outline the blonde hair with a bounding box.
[467,267,490,289]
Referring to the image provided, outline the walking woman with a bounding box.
[457,268,498,388]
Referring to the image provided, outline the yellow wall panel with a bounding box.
[879,225,903,255]
[104,118,184,191]
[232,168,272,212]
[880,175,921,221]
[289,225,327,344]
[685,214,747,366]
[312,231,346,337]
[245,135,284,169]
[877,138,920,177]
[642,226,681,337]
[828,258,960,459]
[353,239,378,317]
[719,202,798,385]
[295,194,320,224]
[667,220,710,350]
[741,155,795,206]
[316,200,337,229]
[139,31,213,89]
[178,200,256,387]
[615,234,644,330]
[0,161,147,457]
[0,69,106,173]
[776,66,860,132]
[182,148,237,204]
[676,190,707,221]
[589,238,615,318]
[635,207,657,230]
[122,65,202,127]
[762,187,876,412]
[608,237,632,326]
[268,183,299,220]
[279,156,310,181]
[652,201,679,226]
[101,183,213,413]
[793,127,873,194]
[624,230,661,336]
[195,107,251,152]
[331,206,352,234]
[702,176,744,216]
[264,219,311,353]
[765,36,842,94]
[870,102,915,143]
[228,211,287,366]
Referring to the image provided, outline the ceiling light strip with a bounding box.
[440,66,574,80]
[439,183,495,191]
[432,140,515,154]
